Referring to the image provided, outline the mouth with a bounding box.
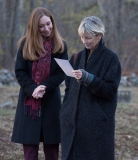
[42,31,51,37]
[43,31,49,35]
[85,44,90,48]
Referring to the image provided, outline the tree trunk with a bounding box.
[3,0,23,70]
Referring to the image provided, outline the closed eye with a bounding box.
[39,25,44,28]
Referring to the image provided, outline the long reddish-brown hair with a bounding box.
[18,7,65,60]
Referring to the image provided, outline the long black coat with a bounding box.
[60,39,121,160]
[11,43,68,145]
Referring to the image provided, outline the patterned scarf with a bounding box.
[24,40,53,119]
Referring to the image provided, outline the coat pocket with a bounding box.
[94,100,108,122]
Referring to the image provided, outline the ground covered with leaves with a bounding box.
[0,86,138,160]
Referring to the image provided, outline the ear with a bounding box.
[98,33,103,38]
[98,33,102,41]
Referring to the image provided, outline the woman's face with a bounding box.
[80,33,102,52]
[38,15,53,38]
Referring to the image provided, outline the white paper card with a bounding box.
[54,58,74,77]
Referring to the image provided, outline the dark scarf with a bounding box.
[24,40,53,119]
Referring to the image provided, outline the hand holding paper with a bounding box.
[54,58,74,77]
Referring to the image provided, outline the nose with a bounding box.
[44,25,48,31]
[82,39,87,44]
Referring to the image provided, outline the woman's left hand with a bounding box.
[72,70,82,80]
[32,85,46,99]
[33,90,46,99]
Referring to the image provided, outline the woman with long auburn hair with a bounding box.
[11,7,68,160]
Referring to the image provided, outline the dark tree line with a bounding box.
[0,0,138,73]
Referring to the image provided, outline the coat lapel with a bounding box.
[86,39,106,73]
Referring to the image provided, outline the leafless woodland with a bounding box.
[0,0,138,73]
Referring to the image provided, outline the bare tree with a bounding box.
[97,0,138,72]
[0,0,138,72]
[0,0,23,70]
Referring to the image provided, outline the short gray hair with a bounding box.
[78,16,105,37]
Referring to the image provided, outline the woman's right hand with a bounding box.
[72,70,82,80]
[32,85,46,99]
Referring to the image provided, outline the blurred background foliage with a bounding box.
[0,0,138,73]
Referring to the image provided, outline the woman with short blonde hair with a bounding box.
[60,16,121,160]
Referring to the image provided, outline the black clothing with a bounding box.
[12,43,68,145]
[60,39,121,160]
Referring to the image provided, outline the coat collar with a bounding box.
[78,38,105,70]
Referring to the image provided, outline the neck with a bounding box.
[87,40,101,62]
[90,40,100,53]
[43,36,51,42]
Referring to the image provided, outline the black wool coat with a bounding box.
[60,39,121,160]
[11,43,68,145]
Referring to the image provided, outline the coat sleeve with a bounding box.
[15,49,38,96]
[41,43,68,92]
[88,54,121,100]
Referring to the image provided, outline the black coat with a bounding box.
[60,39,121,160]
[11,43,68,145]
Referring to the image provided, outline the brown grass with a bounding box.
[115,87,138,160]
[0,86,138,160]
